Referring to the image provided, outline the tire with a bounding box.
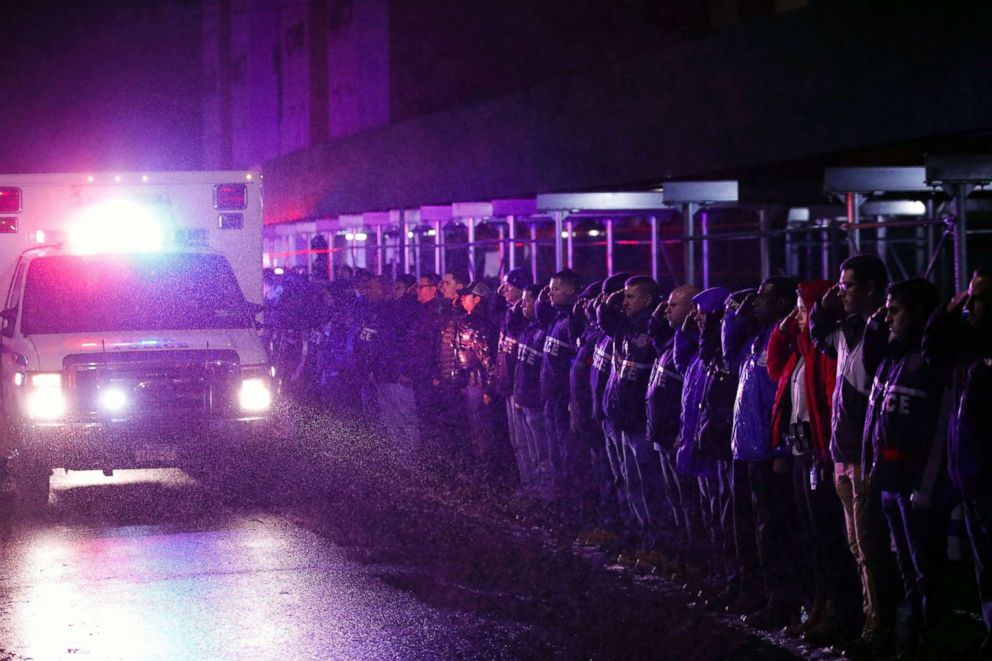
[0,420,51,512]
[17,461,51,512]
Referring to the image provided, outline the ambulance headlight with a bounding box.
[99,388,128,413]
[239,377,272,413]
[27,373,66,421]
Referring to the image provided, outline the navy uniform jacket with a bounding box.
[592,303,624,422]
[537,300,583,403]
[603,307,658,434]
[494,304,527,398]
[923,306,992,495]
[646,318,682,451]
[863,338,943,493]
[513,320,547,409]
[570,320,601,428]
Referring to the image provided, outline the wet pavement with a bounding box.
[0,402,825,659]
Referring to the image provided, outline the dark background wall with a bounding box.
[0,0,203,173]
[264,2,992,222]
[388,0,707,122]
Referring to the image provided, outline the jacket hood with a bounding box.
[579,281,603,300]
[798,280,832,310]
[693,287,731,314]
[602,272,630,295]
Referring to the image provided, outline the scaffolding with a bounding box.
[263,157,990,294]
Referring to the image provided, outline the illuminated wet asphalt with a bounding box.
[0,403,804,660]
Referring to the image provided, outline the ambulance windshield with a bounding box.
[20,253,252,334]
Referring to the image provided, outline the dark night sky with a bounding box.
[0,0,203,173]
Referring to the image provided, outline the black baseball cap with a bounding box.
[456,281,492,297]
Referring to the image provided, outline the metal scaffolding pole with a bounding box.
[820,224,831,280]
[846,192,863,254]
[530,223,539,283]
[498,224,506,276]
[507,216,517,271]
[759,209,770,281]
[434,220,444,275]
[467,217,477,280]
[566,217,574,269]
[700,211,710,289]
[683,203,696,286]
[552,211,564,272]
[375,225,384,275]
[649,215,658,282]
[413,231,421,281]
[605,218,614,276]
[953,185,971,291]
[397,212,407,276]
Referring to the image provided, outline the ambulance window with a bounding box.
[5,260,25,311]
[20,253,252,334]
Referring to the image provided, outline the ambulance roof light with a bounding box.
[67,199,167,254]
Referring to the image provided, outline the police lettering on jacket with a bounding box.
[513,321,546,409]
[494,305,527,398]
[538,301,582,402]
[603,308,657,433]
[647,330,686,451]
[864,343,942,493]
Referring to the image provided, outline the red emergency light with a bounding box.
[214,183,247,210]
[0,187,22,214]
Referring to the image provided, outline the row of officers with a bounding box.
[268,256,992,659]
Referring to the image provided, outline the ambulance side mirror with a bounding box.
[248,302,264,330]
[0,307,16,337]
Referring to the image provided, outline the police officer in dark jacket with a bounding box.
[352,275,390,416]
[514,284,552,496]
[537,269,583,491]
[376,274,422,468]
[409,273,463,473]
[591,273,630,525]
[602,276,663,546]
[864,278,946,656]
[454,281,501,477]
[494,268,532,486]
[568,281,611,539]
[647,284,700,562]
[923,267,992,654]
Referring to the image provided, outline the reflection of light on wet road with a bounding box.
[0,514,530,658]
[50,468,196,491]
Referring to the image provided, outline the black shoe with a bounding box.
[744,600,793,629]
[726,592,766,616]
[834,630,893,658]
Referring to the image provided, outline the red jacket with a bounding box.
[768,280,836,464]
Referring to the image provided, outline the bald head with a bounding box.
[665,285,701,329]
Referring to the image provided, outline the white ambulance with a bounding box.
[0,172,273,506]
